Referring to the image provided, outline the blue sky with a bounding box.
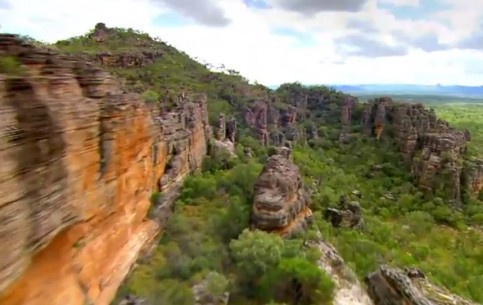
[0,0,482,86]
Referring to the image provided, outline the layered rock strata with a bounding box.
[250,149,313,236]
[363,98,470,206]
[0,34,210,305]
[366,265,477,305]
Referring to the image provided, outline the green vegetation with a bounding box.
[0,56,26,76]
[53,24,268,127]
[115,157,334,305]
[433,104,483,157]
[18,25,481,304]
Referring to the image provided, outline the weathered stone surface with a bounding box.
[0,34,210,305]
[243,96,314,146]
[339,95,357,143]
[305,236,373,305]
[363,98,470,206]
[212,113,236,156]
[463,158,483,199]
[251,149,313,236]
[366,265,477,305]
[325,200,364,229]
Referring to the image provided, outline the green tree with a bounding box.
[259,258,335,305]
[229,229,284,280]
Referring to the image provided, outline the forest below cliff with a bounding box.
[1,23,482,305]
[115,103,483,304]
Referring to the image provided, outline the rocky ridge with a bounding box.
[0,34,210,305]
[363,98,475,206]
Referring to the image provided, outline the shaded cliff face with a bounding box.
[366,266,477,305]
[0,34,210,305]
[463,158,483,199]
[250,149,313,236]
[363,98,470,206]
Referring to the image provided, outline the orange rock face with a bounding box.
[0,35,210,305]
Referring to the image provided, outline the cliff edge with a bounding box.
[0,34,210,305]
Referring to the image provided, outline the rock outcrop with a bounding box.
[0,34,210,305]
[463,158,483,199]
[251,149,313,236]
[306,236,374,305]
[243,97,313,146]
[325,194,364,229]
[212,113,236,156]
[243,87,357,146]
[363,98,470,206]
[366,265,477,305]
[339,95,357,143]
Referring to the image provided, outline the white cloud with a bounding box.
[378,0,420,6]
[0,0,482,85]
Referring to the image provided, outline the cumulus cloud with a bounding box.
[151,0,230,26]
[346,18,378,33]
[271,0,369,15]
[0,0,10,9]
[0,0,482,85]
[378,0,419,7]
[394,31,450,52]
[335,33,408,57]
[456,25,483,51]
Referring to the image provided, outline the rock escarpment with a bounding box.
[0,34,210,305]
[242,86,358,146]
[363,98,471,206]
[250,148,313,236]
[366,265,477,305]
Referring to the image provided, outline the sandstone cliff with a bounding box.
[366,265,477,305]
[250,148,313,236]
[363,98,471,206]
[0,34,210,305]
